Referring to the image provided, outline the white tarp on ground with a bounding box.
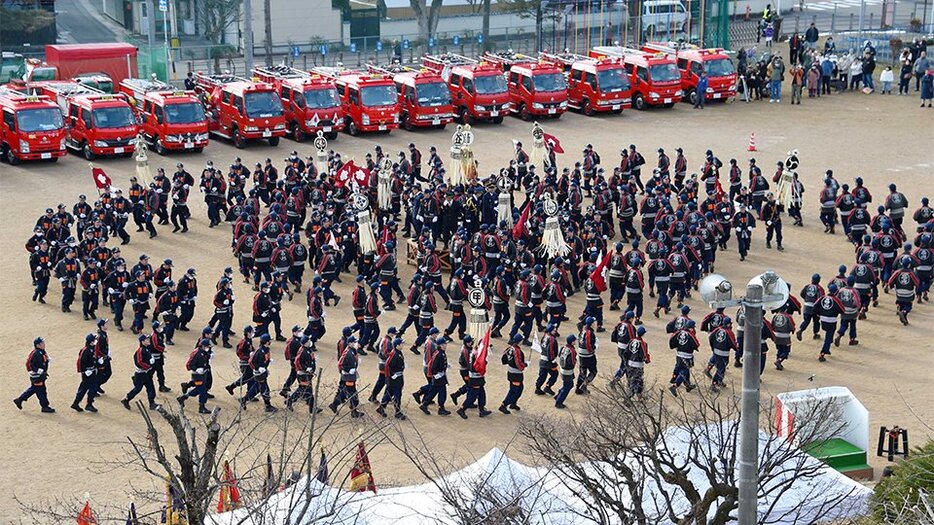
[211,429,872,525]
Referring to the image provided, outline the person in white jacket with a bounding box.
[880,66,894,94]
[849,57,863,90]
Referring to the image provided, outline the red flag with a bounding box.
[77,501,97,525]
[474,327,492,376]
[589,251,613,293]
[349,442,377,493]
[543,132,564,154]
[512,200,532,239]
[216,460,242,512]
[715,178,725,201]
[91,167,112,191]
[334,160,371,188]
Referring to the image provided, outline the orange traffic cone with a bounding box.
[747,132,757,152]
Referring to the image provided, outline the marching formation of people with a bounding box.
[16,137,932,419]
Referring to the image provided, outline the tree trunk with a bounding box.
[482,0,492,51]
[264,0,273,66]
[535,0,543,51]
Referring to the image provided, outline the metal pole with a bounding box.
[244,0,255,74]
[858,0,865,39]
[737,283,763,525]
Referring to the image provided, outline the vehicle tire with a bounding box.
[492,116,504,124]
[49,156,59,163]
[325,132,338,140]
[154,137,167,155]
[438,123,447,131]
[268,136,280,146]
[687,88,697,106]
[347,118,359,136]
[519,103,530,121]
[193,147,204,153]
[459,106,473,125]
[633,93,646,110]
[664,102,675,108]
[292,122,305,142]
[552,112,562,119]
[583,99,594,116]
[612,108,623,114]
[233,128,246,149]
[5,145,20,165]
[83,143,96,161]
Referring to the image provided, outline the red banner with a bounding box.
[474,327,492,376]
[349,442,377,493]
[543,132,564,154]
[512,201,532,239]
[589,251,613,293]
[91,167,112,191]
[334,160,371,188]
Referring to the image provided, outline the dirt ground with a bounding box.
[1,83,932,521]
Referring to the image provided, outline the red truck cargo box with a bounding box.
[45,43,139,85]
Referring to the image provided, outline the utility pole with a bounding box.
[244,0,255,74]
[737,282,763,525]
[264,0,273,67]
[148,0,158,77]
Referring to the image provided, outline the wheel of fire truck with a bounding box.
[552,112,562,119]
[437,123,447,131]
[193,147,204,153]
[233,128,246,149]
[612,107,623,114]
[268,137,280,146]
[346,118,359,136]
[83,143,97,161]
[687,88,698,106]
[402,112,414,131]
[519,103,531,121]
[583,99,595,116]
[492,116,504,124]
[663,102,675,108]
[325,132,338,140]
[154,137,167,155]
[291,122,305,142]
[633,93,646,111]
[3,144,21,165]
[458,106,473,125]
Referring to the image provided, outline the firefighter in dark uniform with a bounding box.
[771,309,795,370]
[154,279,179,345]
[288,336,320,412]
[668,320,699,396]
[30,239,53,303]
[92,318,113,394]
[170,179,190,233]
[176,268,197,331]
[73,333,100,413]
[575,317,598,394]
[120,334,159,411]
[705,317,736,390]
[104,260,130,330]
[149,322,170,392]
[378,336,408,419]
[796,274,825,341]
[329,340,363,418]
[444,268,468,340]
[450,335,474,406]
[369,327,397,402]
[888,260,919,325]
[240,334,278,412]
[178,339,214,413]
[55,248,80,313]
[252,281,275,338]
[419,336,452,416]
[815,284,844,362]
[126,270,152,335]
[534,324,559,395]
[552,334,578,409]
[225,326,255,396]
[609,311,636,388]
[456,339,492,419]
[13,337,55,413]
[279,325,304,397]
[211,278,235,348]
[626,326,650,397]
[305,285,326,342]
[79,259,102,320]
[497,334,527,414]
[760,193,784,251]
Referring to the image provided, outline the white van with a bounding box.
[642,0,690,36]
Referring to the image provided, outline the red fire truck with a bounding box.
[252,65,343,141]
[421,53,510,124]
[641,42,736,104]
[481,51,568,120]
[312,67,399,135]
[538,51,632,115]
[119,78,209,154]
[0,87,67,164]
[192,72,286,148]
[29,81,137,160]
[366,64,454,131]
[589,46,683,110]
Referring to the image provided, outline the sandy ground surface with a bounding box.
[1,83,932,521]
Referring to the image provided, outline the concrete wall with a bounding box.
[248,0,344,44]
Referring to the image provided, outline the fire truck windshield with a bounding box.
[361,85,397,107]
[649,63,681,82]
[416,82,451,105]
[533,73,567,92]
[704,58,735,77]
[597,68,631,92]
[304,88,339,109]
[165,102,206,124]
[474,74,507,94]
[16,108,63,132]
[92,106,136,128]
[244,91,284,118]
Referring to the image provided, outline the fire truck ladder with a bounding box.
[424,53,478,66]
[121,77,174,93]
[253,64,310,80]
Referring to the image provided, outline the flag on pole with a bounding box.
[77,501,97,525]
[161,477,186,525]
[589,251,614,293]
[334,160,371,188]
[263,454,276,496]
[474,326,492,376]
[91,166,112,192]
[348,442,376,493]
[511,200,532,239]
[543,132,564,154]
[316,447,329,484]
[216,460,242,512]
[125,502,138,525]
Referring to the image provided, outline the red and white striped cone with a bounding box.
[747,132,758,152]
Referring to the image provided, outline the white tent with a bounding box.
[211,432,871,525]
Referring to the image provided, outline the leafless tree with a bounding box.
[195,0,243,73]
[409,0,444,44]
[519,382,864,525]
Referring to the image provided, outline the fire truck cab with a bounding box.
[482,51,568,120]
[192,72,285,148]
[30,80,137,160]
[539,51,632,115]
[0,87,67,164]
[313,67,399,135]
[119,78,209,154]
[590,46,683,110]
[366,63,453,130]
[641,42,736,104]
[252,65,343,141]
[421,53,510,124]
